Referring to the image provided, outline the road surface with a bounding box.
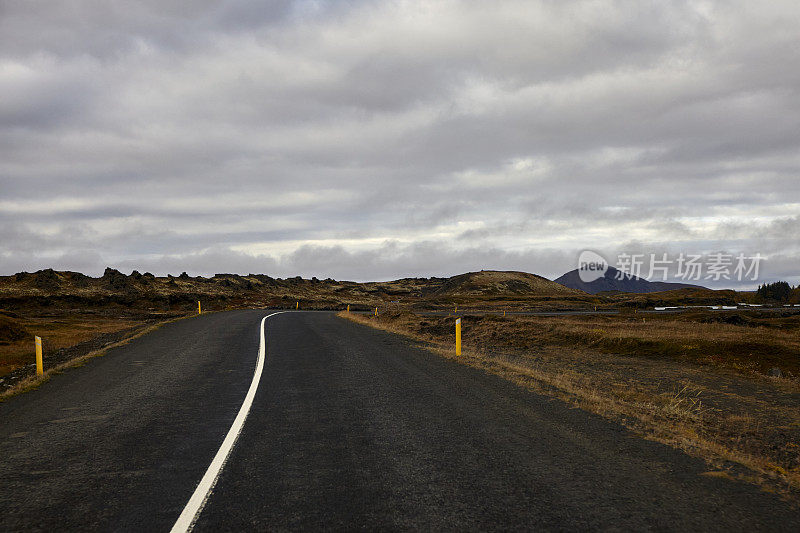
[1,310,797,531]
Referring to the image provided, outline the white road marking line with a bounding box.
[170,312,285,533]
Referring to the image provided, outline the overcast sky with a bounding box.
[1,1,798,286]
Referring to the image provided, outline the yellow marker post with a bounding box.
[374,307,378,317]
[35,336,43,376]
[455,304,458,313]
[347,304,350,313]
[503,310,506,317]
[198,301,202,315]
[455,318,462,356]
[296,301,299,310]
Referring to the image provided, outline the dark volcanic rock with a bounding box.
[65,271,91,287]
[249,274,278,287]
[213,274,242,282]
[130,270,152,285]
[102,268,131,291]
[33,269,60,291]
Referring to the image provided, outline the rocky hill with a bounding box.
[0,268,595,313]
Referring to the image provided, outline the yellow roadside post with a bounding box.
[455,304,458,313]
[198,301,202,314]
[347,304,350,313]
[374,307,378,317]
[296,301,299,310]
[35,336,43,376]
[455,318,462,356]
[503,310,506,317]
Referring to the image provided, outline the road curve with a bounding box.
[1,310,797,531]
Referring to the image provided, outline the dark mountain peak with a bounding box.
[554,266,705,294]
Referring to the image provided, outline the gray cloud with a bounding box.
[1,1,799,287]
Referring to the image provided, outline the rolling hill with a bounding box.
[431,270,584,298]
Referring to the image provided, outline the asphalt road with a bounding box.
[1,310,797,531]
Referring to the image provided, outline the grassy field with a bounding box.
[342,309,800,499]
[462,311,800,376]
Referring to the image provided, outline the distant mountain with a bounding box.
[554,267,705,294]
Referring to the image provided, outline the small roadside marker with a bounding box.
[455,318,462,356]
[35,336,43,376]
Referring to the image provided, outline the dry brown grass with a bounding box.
[527,314,800,376]
[0,314,145,376]
[408,312,800,377]
[340,309,800,499]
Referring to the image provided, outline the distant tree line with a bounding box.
[756,281,796,302]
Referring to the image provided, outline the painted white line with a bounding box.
[170,312,285,533]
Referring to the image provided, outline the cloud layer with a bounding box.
[2,1,799,286]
